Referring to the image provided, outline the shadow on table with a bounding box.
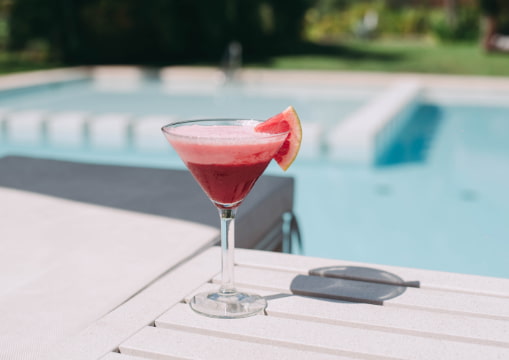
[267,266,420,306]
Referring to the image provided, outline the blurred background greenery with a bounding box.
[0,0,508,75]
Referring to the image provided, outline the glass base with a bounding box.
[189,290,267,319]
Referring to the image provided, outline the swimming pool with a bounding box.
[291,101,509,279]
[1,67,508,278]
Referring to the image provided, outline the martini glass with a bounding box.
[162,119,289,318]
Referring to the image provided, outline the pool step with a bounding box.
[0,110,180,152]
[46,111,89,148]
[300,122,325,159]
[2,109,326,160]
[0,107,10,143]
[88,113,132,150]
[133,115,178,152]
[327,80,422,165]
[1,110,326,160]
[3,109,48,145]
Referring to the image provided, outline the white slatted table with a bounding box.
[52,247,509,360]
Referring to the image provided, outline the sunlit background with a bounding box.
[1,0,509,74]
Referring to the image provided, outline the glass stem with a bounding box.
[219,208,237,294]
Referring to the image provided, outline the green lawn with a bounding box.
[1,39,508,77]
[0,52,61,75]
[247,39,509,77]
[0,63,59,75]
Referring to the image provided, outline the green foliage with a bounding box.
[7,0,310,64]
[428,6,480,42]
[1,0,489,69]
[304,1,481,42]
[304,1,376,41]
[378,6,429,36]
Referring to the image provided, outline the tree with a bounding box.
[8,0,312,64]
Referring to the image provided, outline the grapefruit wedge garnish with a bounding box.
[255,106,302,171]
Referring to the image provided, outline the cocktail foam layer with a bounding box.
[167,123,281,143]
[165,124,287,165]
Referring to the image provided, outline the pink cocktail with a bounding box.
[166,123,285,208]
[162,119,289,318]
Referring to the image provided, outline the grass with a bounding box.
[246,39,509,77]
[0,63,60,75]
[1,38,509,77]
[0,51,62,75]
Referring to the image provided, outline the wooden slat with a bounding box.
[234,249,509,297]
[48,247,220,360]
[156,303,509,360]
[188,283,509,348]
[120,326,348,360]
[219,266,509,320]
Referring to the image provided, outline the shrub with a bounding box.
[429,6,480,42]
[304,0,480,42]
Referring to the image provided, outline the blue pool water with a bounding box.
[288,103,509,278]
[1,79,508,278]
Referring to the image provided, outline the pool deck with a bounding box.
[3,65,509,93]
